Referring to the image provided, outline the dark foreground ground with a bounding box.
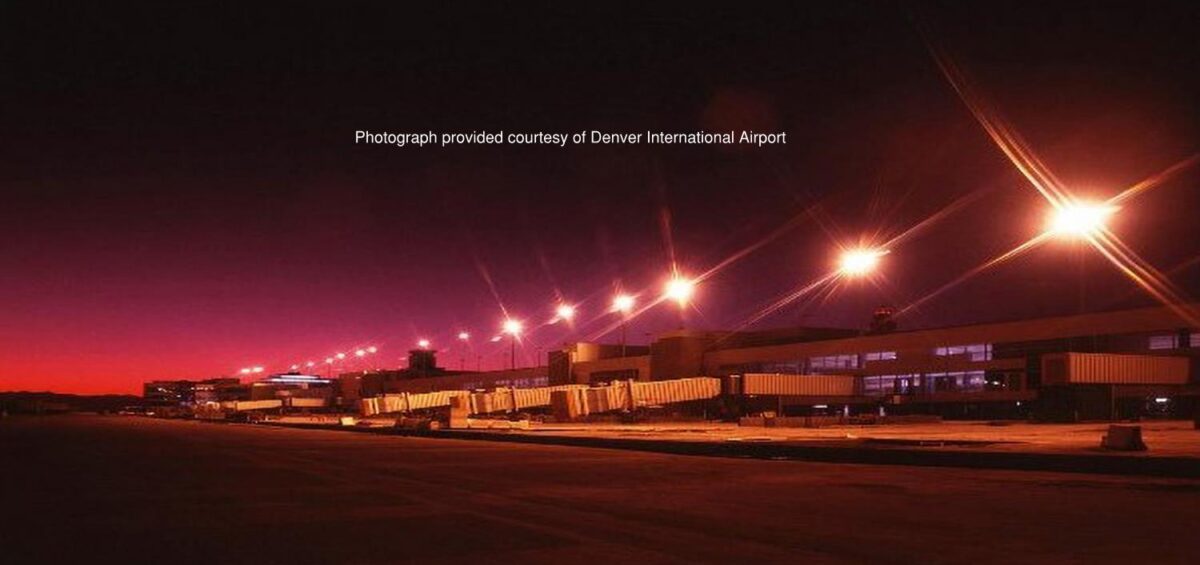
[3,416,1199,564]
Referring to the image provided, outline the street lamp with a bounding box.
[838,248,887,277]
[457,331,471,370]
[664,277,695,308]
[417,339,431,349]
[324,357,334,378]
[612,294,635,356]
[502,319,523,370]
[612,294,635,315]
[1048,201,1115,238]
[555,303,576,323]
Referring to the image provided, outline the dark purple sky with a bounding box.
[3,2,1198,393]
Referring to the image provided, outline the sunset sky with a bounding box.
[3,2,1198,394]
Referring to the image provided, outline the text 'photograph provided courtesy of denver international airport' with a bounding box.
[4,2,1200,564]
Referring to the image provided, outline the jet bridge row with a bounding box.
[359,377,725,417]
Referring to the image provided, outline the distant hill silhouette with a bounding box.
[0,392,143,414]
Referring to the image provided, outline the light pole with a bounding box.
[1047,201,1115,323]
[502,319,523,370]
[664,276,695,329]
[457,331,470,370]
[612,294,635,356]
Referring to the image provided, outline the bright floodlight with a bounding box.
[555,304,576,321]
[502,319,523,336]
[417,339,431,349]
[612,294,636,314]
[239,367,251,375]
[306,361,315,368]
[325,357,334,364]
[664,277,696,307]
[289,364,299,370]
[490,335,503,343]
[355,349,366,357]
[366,346,377,354]
[336,352,346,360]
[457,331,470,340]
[1049,202,1114,237]
[839,248,886,277]
[251,366,264,373]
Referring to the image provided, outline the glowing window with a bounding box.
[809,354,859,370]
[934,344,991,361]
[1149,335,1178,350]
[864,351,897,362]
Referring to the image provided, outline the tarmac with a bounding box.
[271,416,1200,478]
[5,414,1200,563]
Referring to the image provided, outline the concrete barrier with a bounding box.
[1101,424,1147,451]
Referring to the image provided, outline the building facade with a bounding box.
[605,304,1200,419]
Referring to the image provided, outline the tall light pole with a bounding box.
[457,331,470,370]
[553,304,577,365]
[1047,202,1115,317]
[502,319,523,370]
[612,294,635,356]
[664,276,696,329]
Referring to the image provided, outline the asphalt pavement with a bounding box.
[3,415,1198,564]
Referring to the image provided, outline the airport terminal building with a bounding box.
[557,304,1199,420]
[149,304,1200,421]
[357,304,1198,420]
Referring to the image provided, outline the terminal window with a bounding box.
[934,343,992,361]
[809,354,859,370]
[862,374,920,395]
[863,351,897,362]
[1149,334,1179,350]
[923,370,987,392]
[760,361,803,374]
